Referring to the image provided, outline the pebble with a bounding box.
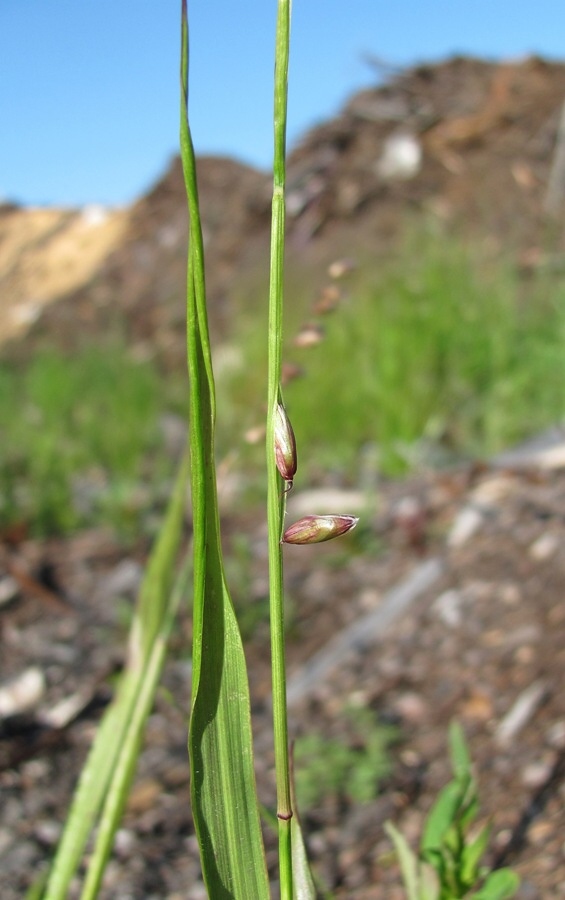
[530,531,560,560]
[0,667,45,717]
[328,257,356,279]
[459,689,494,721]
[521,760,554,789]
[0,575,19,607]
[20,759,50,783]
[33,819,61,847]
[95,559,143,600]
[126,778,162,814]
[528,819,554,845]
[546,720,565,749]
[447,506,483,547]
[0,828,14,855]
[433,588,464,627]
[495,681,549,747]
[114,828,137,859]
[393,692,428,724]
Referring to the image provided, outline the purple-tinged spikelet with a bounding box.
[274,403,297,487]
[282,514,358,545]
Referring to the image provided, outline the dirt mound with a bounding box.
[285,55,565,254]
[3,55,565,361]
[1,156,271,365]
[0,203,129,345]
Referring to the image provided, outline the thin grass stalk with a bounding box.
[80,552,192,900]
[42,449,189,900]
[267,1,293,897]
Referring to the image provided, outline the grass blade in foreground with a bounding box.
[180,4,269,896]
[43,451,190,899]
[289,750,317,900]
[80,552,192,900]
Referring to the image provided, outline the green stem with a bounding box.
[267,1,293,898]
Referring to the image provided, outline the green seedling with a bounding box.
[386,722,520,899]
[294,706,399,810]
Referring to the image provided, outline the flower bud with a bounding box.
[274,403,297,486]
[282,514,359,545]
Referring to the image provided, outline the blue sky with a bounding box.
[2,0,565,207]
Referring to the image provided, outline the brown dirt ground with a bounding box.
[1,452,565,898]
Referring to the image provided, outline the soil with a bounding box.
[2,441,565,898]
[2,55,565,898]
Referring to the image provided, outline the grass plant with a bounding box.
[386,723,520,900]
[294,706,399,811]
[0,345,184,536]
[3,234,565,540]
[221,228,565,480]
[36,3,522,898]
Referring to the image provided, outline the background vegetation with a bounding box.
[2,226,564,539]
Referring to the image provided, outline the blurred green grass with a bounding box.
[0,345,187,537]
[2,226,564,538]
[223,227,565,481]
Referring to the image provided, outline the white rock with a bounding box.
[377,132,422,180]
[0,575,19,607]
[433,588,464,627]
[529,532,559,561]
[0,667,45,718]
[447,506,483,547]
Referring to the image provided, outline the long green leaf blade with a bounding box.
[421,779,469,854]
[80,553,192,899]
[290,751,316,900]
[180,3,269,896]
[384,822,421,900]
[44,451,190,899]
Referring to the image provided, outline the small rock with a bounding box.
[293,323,325,347]
[529,531,559,560]
[114,828,137,859]
[327,257,356,279]
[0,827,14,855]
[459,689,494,722]
[393,692,428,724]
[500,582,521,605]
[0,667,45,718]
[40,688,95,729]
[126,778,162,814]
[377,132,422,181]
[546,720,565,749]
[34,819,61,847]
[433,588,464,627]
[503,625,541,650]
[96,559,143,600]
[528,818,554,844]
[0,575,19,607]
[521,759,554,789]
[495,680,549,747]
[447,506,483,547]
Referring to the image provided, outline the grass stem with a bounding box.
[267,1,293,897]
